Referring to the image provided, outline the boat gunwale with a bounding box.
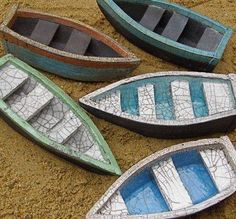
[0,54,122,175]
[97,0,233,61]
[0,5,140,68]
[79,71,236,127]
[86,136,236,218]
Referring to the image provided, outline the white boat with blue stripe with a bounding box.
[86,136,236,218]
[79,72,236,138]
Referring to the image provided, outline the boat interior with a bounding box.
[93,76,235,121]
[119,146,233,215]
[10,16,121,57]
[115,1,223,51]
[0,63,105,162]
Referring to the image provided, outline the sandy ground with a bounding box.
[0,0,236,218]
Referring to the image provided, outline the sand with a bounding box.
[0,0,236,218]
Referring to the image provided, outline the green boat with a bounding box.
[0,54,121,175]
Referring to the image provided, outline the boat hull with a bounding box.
[80,101,236,139]
[2,41,135,82]
[0,108,110,174]
[97,0,233,71]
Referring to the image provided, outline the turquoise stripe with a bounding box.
[154,82,175,120]
[189,80,209,118]
[98,0,233,66]
[120,86,139,116]
[110,75,235,119]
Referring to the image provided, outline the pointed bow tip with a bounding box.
[130,56,141,64]
[113,167,122,176]
[104,162,122,176]
[78,97,91,107]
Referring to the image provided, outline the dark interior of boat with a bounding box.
[11,16,121,57]
[115,2,223,51]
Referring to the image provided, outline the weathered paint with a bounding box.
[3,41,134,82]
[0,5,140,81]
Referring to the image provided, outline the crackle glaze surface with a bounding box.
[0,54,121,175]
[80,72,236,138]
[81,73,236,122]
[87,137,236,218]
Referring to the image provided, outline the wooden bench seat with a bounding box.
[64,29,91,55]
[139,5,165,31]
[30,20,59,45]
[162,13,188,41]
[196,27,223,51]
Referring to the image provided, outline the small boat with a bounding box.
[0,54,121,175]
[96,0,233,71]
[87,136,236,218]
[79,71,236,138]
[0,5,140,82]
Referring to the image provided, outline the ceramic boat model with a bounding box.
[0,54,121,175]
[96,0,233,71]
[0,5,140,82]
[79,71,236,139]
[87,136,236,218]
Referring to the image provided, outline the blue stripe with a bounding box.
[114,75,235,120]
[120,86,139,116]
[172,150,218,204]
[120,169,169,215]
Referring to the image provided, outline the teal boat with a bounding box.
[0,54,121,175]
[96,0,233,71]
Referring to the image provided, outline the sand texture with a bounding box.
[0,0,236,218]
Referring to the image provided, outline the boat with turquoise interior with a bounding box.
[96,0,233,71]
[0,54,121,175]
[87,136,236,218]
[79,71,236,138]
[0,5,139,82]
